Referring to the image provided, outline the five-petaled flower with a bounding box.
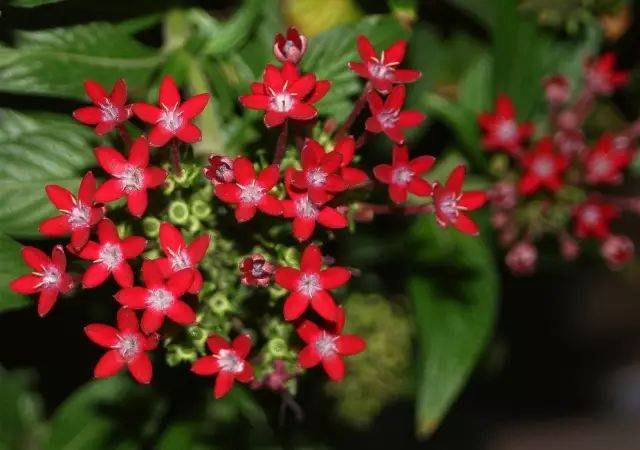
[133,75,210,147]
[478,95,534,155]
[348,36,421,94]
[203,154,235,185]
[365,85,425,144]
[273,27,307,64]
[94,137,167,217]
[573,198,618,240]
[433,165,487,235]
[583,133,633,185]
[75,219,146,289]
[239,62,330,128]
[240,254,275,287]
[373,145,434,203]
[584,52,629,96]
[85,307,158,384]
[191,334,254,398]
[274,244,350,322]
[73,79,132,135]
[518,138,568,195]
[214,157,283,222]
[114,260,196,333]
[10,245,74,317]
[40,172,104,250]
[290,139,348,204]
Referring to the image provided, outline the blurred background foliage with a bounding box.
[0,0,639,449]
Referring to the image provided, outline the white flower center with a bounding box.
[115,333,140,361]
[378,109,399,129]
[146,288,174,312]
[159,106,183,132]
[590,155,612,177]
[117,166,144,192]
[239,181,265,205]
[297,272,321,298]
[438,193,460,220]
[67,203,91,230]
[306,168,327,187]
[251,260,266,278]
[216,348,245,373]
[315,332,338,358]
[100,99,121,122]
[36,265,61,289]
[283,40,296,53]
[169,248,191,271]
[295,196,319,219]
[98,242,123,270]
[368,61,393,80]
[496,120,517,142]
[269,91,296,113]
[581,206,601,225]
[532,156,554,178]
[391,167,413,186]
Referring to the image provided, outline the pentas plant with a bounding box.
[479,52,640,274]
[8,28,487,405]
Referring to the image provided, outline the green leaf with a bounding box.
[0,21,163,99]
[409,218,498,438]
[0,109,97,237]
[9,0,64,6]
[0,233,31,313]
[0,368,45,450]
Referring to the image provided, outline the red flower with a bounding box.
[505,241,538,276]
[373,145,434,203]
[191,334,254,398]
[330,136,369,188]
[274,244,350,322]
[40,172,104,250]
[214,157,283,222]
[584,52,629,96]
[601,235,634,269]
[94,137,167,217]
[433,165,487,235]
[296,309,366,381]
[583,133,633,185]
[282,168,348,241]
[518,138,568,195]
[203,154,235,185]
[573,198,618,239]
[348,36,421,94]
[75,219,146,289]
[9,245,74,317]
[73,79,132,135]
[132,75,210,147]
[114,261,196,333]
[365,85,425,144]
[239,62,330,128]
[85,307,158,384]
[273,27,307,64]
[240,254,275,287]
[154,222,210,294]
[290,139,348,204]
[543,75,571,105]
[478,95,533,155]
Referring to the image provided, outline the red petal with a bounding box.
[394,69,421,83]
[128,353,153,384]
[310,290,338,321]
[73,107,102,125]
[159,222,185,254]
[167,269,194,297]
[77,241,100,261]
[144,167,167,188]
[322,354,345,381]
[120,236,147,259]
[95,121,116,136]
[385,85,406,110]
[239,94,269,110]
[306,80,331,104]
[37,289,58,317]
[10,275,41,294]
[84,80,107,104]
[70,227,91,251]
[39,215,70,237]
[320,267,351,289]
[187,235,210,263]
[232,334,252,359]
[132,103,162,124]
[367,91,384,114]
[445,165,466,193]
[236,364,254,383]
[454,214,480,235]
[128,137,149,167]
[127,190,148,217]
[292,217,315,241]
[518,173,539,195]
[159,75,181,109]
[298,345,321,368]
[389,184,408,203]
[410,155,435,174]
[180,93,210,120]
[94,350,125,378]
[263,64,285,91]
[215,183,241,203]
[82,263,110,288]
[84,324,118,347]
[496,94,515,118]
[141,309,165,334]
[235,205,257,222]
[96,219,118,243]
[78,172,96,204]
[207,335,230,354]
[148,126,173,147]
[275,267,300,290]
[258,164,280,189]
[176,123,202,144]
[348,61,370,79]
[214,371,235,398]
[373,164,392,183]
[167,300,196,325]
[283,292,309,321]
[95,179,125,203]
[191,356,220,375]
[21,246,50,271]
[459,191,487,210]
[114,287,148,308]
[264,111,288,128]
[301,244,322,272]
[51,245,67,270]
[384,39,407,64]
[233,157,257,184]
[408,178,432,197]
[365,116,382,133]
[317,207,348,229]
[296,320,321,343]
[290,73,316,98]
[112,263,134,288]
[356,35,376,61]
[117,307,139,332]
[188,270,203,294]
[289,103,317,121]
[398,110,426,127]
[95,146,128,175]
[110,78,128,106]
[336,335,366,355]
[258,195,283,216]
[45,185,75,211]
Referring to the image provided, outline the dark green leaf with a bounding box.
[0,368,45,450]
[9,0,64,6]
[0,233,31,313]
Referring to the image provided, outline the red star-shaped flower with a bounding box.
[518,138,568,195]
[39,172,104,250]
[214,157,283,222]
[191,334,254,398]
[330,135,369,188]
[240,254,275,287]
[75,219,146,289]
[154,222,210,294]
[239,62,330,128]
[583,133,633,185]
[373,145,434,203]
[273,27,307,64]
[573,198,619,240]
[274,244,350,322]
[10,245,74,317]
[94,137,167,217]
[365,85,426,144]
[114,260,196,333]
[132,75,210,147]
[85,307,158,384]
[291,139,348,204]
[478,95,534,155]
[433,165,487,235]
[73,79,132,135]
[347,35,421,94]
[584,52,629,96]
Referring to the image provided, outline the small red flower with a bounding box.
[85,307,158,384]
[584,52,629,96]
[291,139,348,204]
[154,222,210,294]
[73,79,132,135]
[132,75,210,147]
[273,27,308,64]
[601,235,634,269]
[543,75,570,105]
[505,241,538,276]
[203,154,235,185]
[433,165,487,235]
[253,360,294,392]
[282,168,348,242]
[274,244,350,322]
[583,133,633,185]
[214,157,283,222]
[114,261,196,333]
[94,137,167,217]
[296,309,366,381]
[554,128,587,158]
[478,95,534,155]
[373,145,434,203]
[348,35,421,94]
[239,62,330,128]
[240,254,275,287]
[75,219,146,289]
[9,245,74,317]
[365,85,425,144]
[330,136,369,188]
[191,334,254,398]
[40,172,104,250]
[518,138,568,195]
[573,198,618,240]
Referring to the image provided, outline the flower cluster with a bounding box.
[479,53,638,274]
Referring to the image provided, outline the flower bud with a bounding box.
[240,254,275,287]
[267,337,288,358]
[559,234,580,261]
[262,360,294,392]
[273,27,307,65]
[191,198,212,220]
[142,217,161,238]
[601,234,634,269]
[505,241,538,276]
[543,75,570,105]
[554,129,586,158]
[208,293,232,316]
[489,181,517,210]
[203,155,235,185]
[168,200,189,225]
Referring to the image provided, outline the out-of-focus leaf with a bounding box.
[445,0,495,29]
[156,422,204,450]
[0,368,45,450]
[9,0,65,6]
[458,55,493,114]
[0,233,31,313]
[388,0,418,24]
[0,109,96,237]
[409,218,498,438]
[282,0,363,37]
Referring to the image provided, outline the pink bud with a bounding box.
[554,129,587,158]
[240,254,275,287]
[559,234,580,261]
[601,235,634,269]
[543,75,570,105]
[489,181,517,210]
[203,154,235,185]
[273,27,308,65]
[506,241,538,276]
[491,211,510,229]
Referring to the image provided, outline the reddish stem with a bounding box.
[273,120,289,165]
[335,82,372,139]
[170,140,182,175]
[117,124,132,147]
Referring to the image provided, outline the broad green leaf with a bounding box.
[0,368,45,450]
[458,55,493,114]
[409,218,498,438]
[10,0,64,6]
[0,109,96,237]
[0,233,31,313]
[156,422,202,450]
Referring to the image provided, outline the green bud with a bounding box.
[489,154,510,178]
[166,345,198,366]
[163,177,176,195]
[142,217,161,238]
[143,249,161,260]
[168,200,190,225]
[191,198,212,220]
[282,246,299,267]
[267,337,288,358]
[208,293,232,316]
[116,222,131,238]
[187,216,202,233]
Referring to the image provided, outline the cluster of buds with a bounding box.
[479,53,638,274]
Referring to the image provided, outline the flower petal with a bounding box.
[232,334,252,359]
[95,179,125,203]
[82,263,110,289]
[310,290,337,321]
[180,93,210,120]
[322,354,345,381]
[214,371,235,398]
[141,309,165,334]
[301,244,322,272]
[298,345,322,368]
[84,80,107,104]
[120,236,147,259]
[167,300,196,325]
[37,289,59,317]
[317,207,348,229]
[132,103,162,124]
[39,215,70,237]
[159,222,185,254]
[112,263,134,288]
[21,246,50,271]
[275,267,300,290]
[73,107,103,125]
[126,190,148,217]
[258,195,283,216]
[84,324,119,347]
[159,75,181,109]
[128,137,149,167]
[356,35,376,61]
[45,185,75,211]
[117,307,139,332]
[296,320,321,343]
[94,350,125,378]
[319,267,351,289]
[283,292,309,321]
[95,146,128,175]
[336,335,366,355]
[191,356,220,375]
[114,287,148,308]
[206,335,230,354]
[166,269,194,297]
[128,353,153,384]
[10,275,41,295]
[176,123,202,144]
[187,235,210,263]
